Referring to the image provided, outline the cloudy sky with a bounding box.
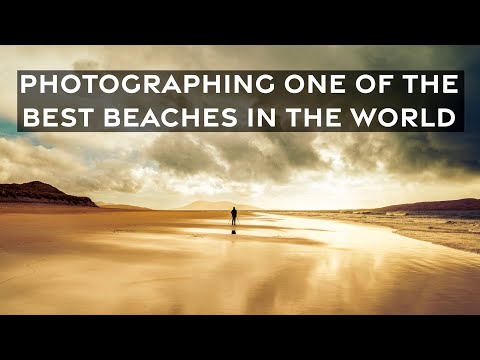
[1,45,479,209]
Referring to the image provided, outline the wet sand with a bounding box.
[271,211,480,254]
[1,205,480,314]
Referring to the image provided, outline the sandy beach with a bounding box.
[1,204,480,314]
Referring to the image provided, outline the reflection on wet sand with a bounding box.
[1,209,480,314]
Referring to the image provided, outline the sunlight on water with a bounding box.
[100,212,480,314]
[4,211,479,314]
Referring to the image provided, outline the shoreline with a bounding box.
[1,204,479,255]
[267,210,480,255]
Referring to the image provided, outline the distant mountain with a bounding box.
[0,181,97,207]
[96,201,152,210]
[175,200,261,210]
[376,198,480,212]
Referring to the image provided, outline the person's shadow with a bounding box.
[231,230,236,234]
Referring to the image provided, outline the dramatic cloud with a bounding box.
[332,132,480,179]
[146,134,224,177]
[0,137,142,195]
[145,133,331,184]
[0,45,479,208]
[0,137,82,184]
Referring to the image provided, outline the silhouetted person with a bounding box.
[231,207,237,225]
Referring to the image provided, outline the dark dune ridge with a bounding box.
[0,181,97,207]
[376,198,480,212]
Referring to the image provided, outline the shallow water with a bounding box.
[112,212,480,314]
[2,211,480,314]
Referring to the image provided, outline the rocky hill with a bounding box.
[96,201,151,210]
[0,181,97,207]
